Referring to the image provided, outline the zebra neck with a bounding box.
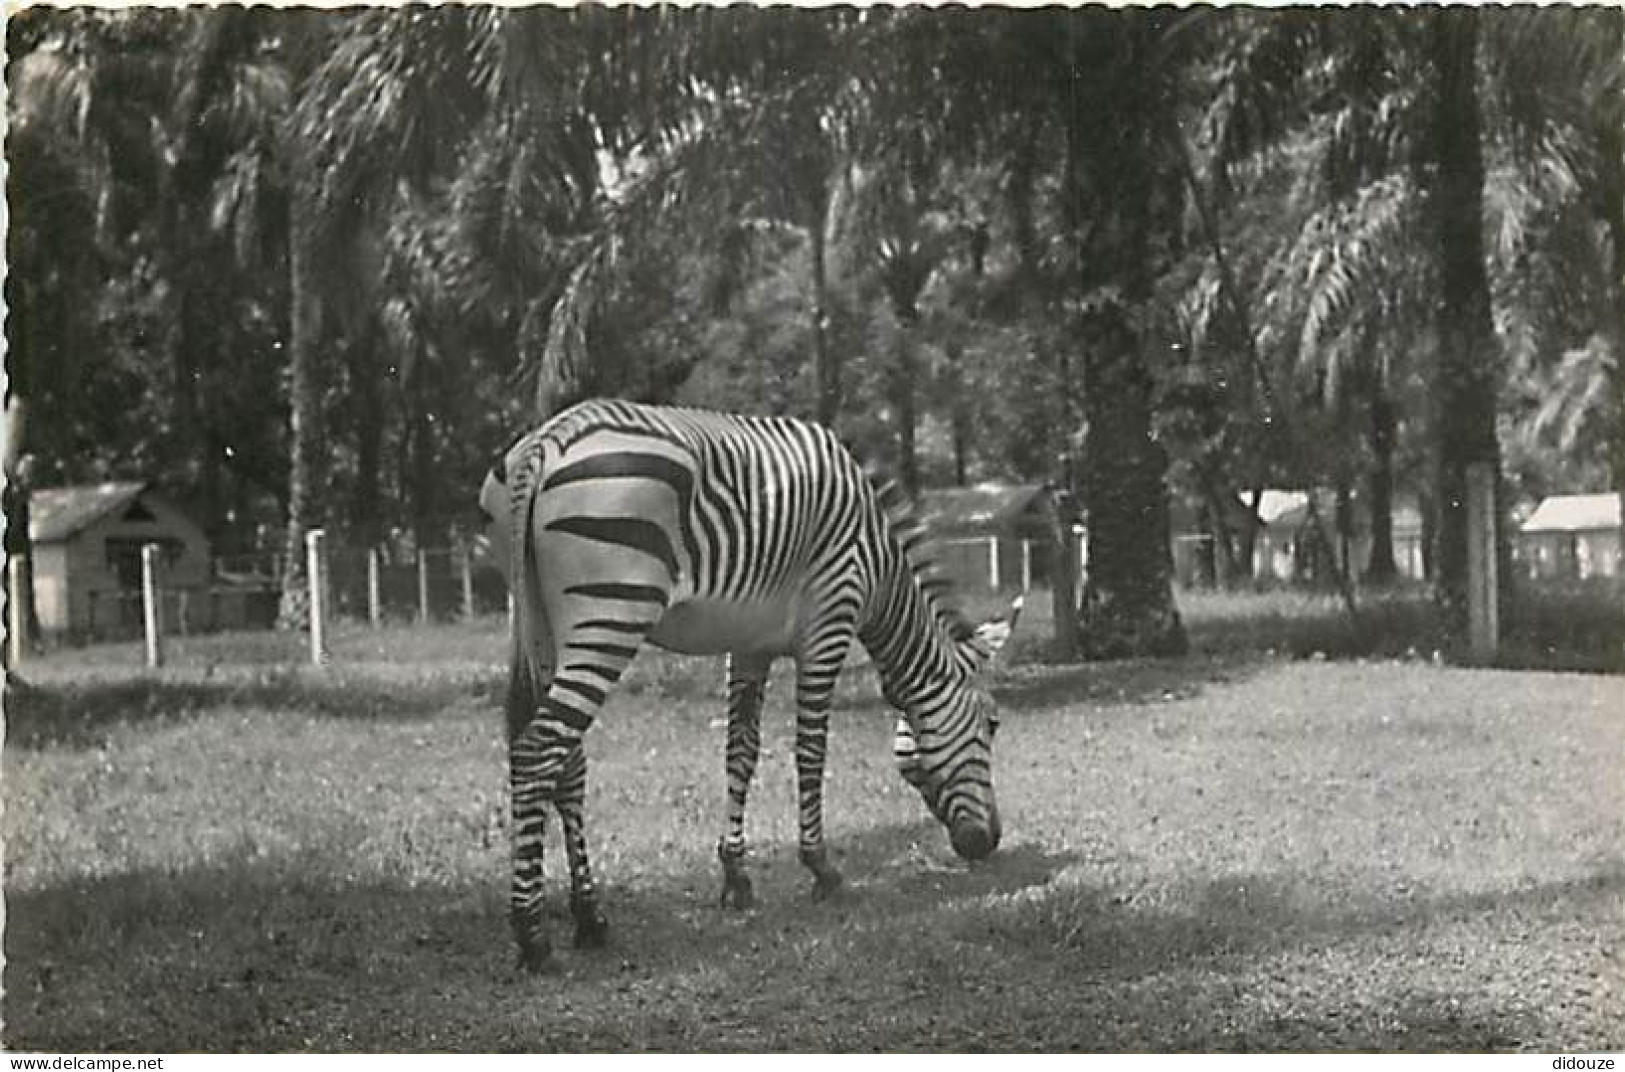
[860,553,966,707]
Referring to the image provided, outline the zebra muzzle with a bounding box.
[949,816,999,861]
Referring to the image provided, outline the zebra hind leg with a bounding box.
[508,742,559,973]
[508,621,648,971]
[505,659,560,973]
[554,743,609,948]
[717,655,770,910]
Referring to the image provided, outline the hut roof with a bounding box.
[1521,493,1621,534]
[29,482,149,542]
[916,483,1058,535]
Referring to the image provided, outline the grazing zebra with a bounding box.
[480,399,1017,972]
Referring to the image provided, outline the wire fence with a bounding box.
[7,504,1617,671]
[9,536,508,655]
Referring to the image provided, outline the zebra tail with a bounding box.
[509,449,555,724]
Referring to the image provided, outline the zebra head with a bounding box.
[893,597,1020,861]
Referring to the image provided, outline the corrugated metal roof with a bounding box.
[1263,490,1425,535]
[1520,492,1621,534]
[29,482,148,542]
[1257,490,1307,526]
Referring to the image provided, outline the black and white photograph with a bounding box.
[2,2,1622,1054]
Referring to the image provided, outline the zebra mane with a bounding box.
[862,462,977,645]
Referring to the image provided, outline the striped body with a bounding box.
[482,399,1010,970]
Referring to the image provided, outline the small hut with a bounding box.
[915,482,1074,591]
[1518,492,1622,581]
[28,482,212,636]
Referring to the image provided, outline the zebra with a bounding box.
[480,398,1018,972]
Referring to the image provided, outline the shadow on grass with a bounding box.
[6,821,1617,1051]
[2,675,499,750]
[996,653,1267,714]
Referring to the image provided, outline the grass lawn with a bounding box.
[3,618,1622,1052]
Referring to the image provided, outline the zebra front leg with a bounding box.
[794,706,844,899]
[554,743,609,948]
[717,654,770,910]
[793,632,853,899]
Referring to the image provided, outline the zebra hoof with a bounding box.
[516,944,560,975]
[512,915,557,974]
[810,868,845,901]
[720,874,755,911]
[572,908,610,950]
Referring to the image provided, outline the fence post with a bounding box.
[7,556,27,671]
[141,543,164,668]
[986,535,1000,590]
[1020,539,1033,592]
[367,547,382,627]
[461,544,475,620]
[1466,462,1500,661]
[307,528,329,665]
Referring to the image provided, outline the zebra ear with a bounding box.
[478,468,512,582]
[971,595,1022,663]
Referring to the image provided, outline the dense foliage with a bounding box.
[6,7,1622,653]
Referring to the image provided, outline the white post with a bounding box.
[460,545,475,620]
[1021,539,1033,592]
[417,549,430,624]
[987,535,1001,590]
[307,528,328,665]
[367,547,382,627]
[141,543,163,668]
[7,556,27,671]
[1466,462,1499,660]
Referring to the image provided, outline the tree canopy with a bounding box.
[7,6,1621,654]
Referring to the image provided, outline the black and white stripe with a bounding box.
[483,399,1014,971]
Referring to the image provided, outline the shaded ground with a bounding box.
[4,629,1622,1052]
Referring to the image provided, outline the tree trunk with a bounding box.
[891,323,919,494]
[277,224,323,630]
[1195,503,1219,589]
[883,272,925,494]
[1078,312,1188,658]
[1051,513,1082,659]
[1364,384,1399,583]
[347,331,385,551]
[1334,481,1355,587]
[946,350,971,487]
[1070,16,1186,659]
[1419,490,1436,582]
[1423,10,1503,640]
[1597,120,1625,556]
[810,193,840,430]
[1237,486,1264,584]
[407,395,439,551]
[3,395,38,655]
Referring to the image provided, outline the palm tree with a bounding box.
[890,9,1193,657]
[1485,9,1625,517]
[1188,9,1621,634]
[1417,10,1501,634]
[271,6,616,623]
